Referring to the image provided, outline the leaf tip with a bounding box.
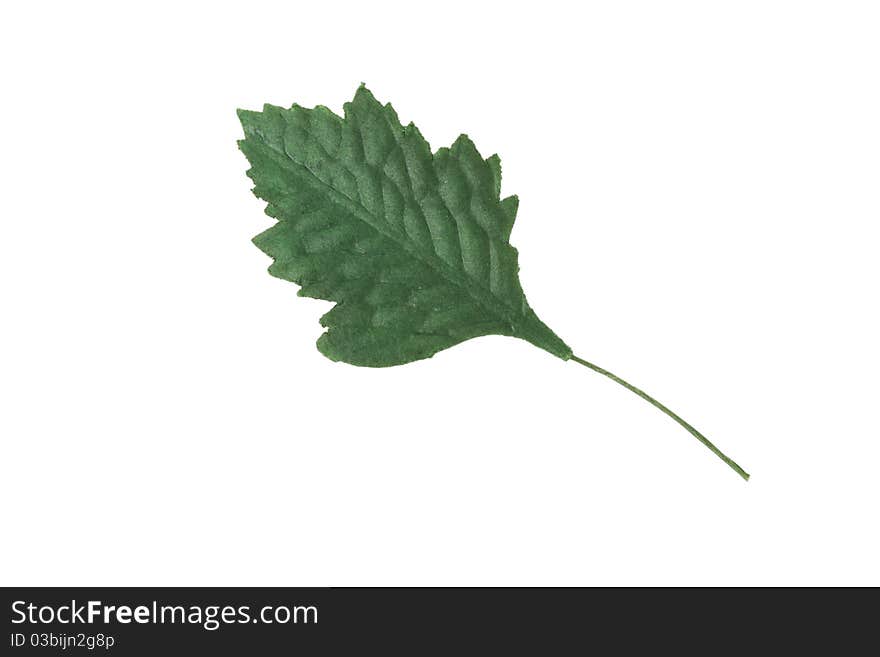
[236,107,259,130]
[452,133,476,151]
[354,83,377,103]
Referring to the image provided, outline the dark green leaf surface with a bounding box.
[238,85,571,366]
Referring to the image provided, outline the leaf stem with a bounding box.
[569,354,750,481]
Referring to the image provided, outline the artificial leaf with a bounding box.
[237,85,750,480]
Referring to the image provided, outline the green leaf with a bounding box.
[238,85,571,367]
[237,85,751,480]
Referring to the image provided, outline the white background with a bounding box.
[1,1,878,586]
